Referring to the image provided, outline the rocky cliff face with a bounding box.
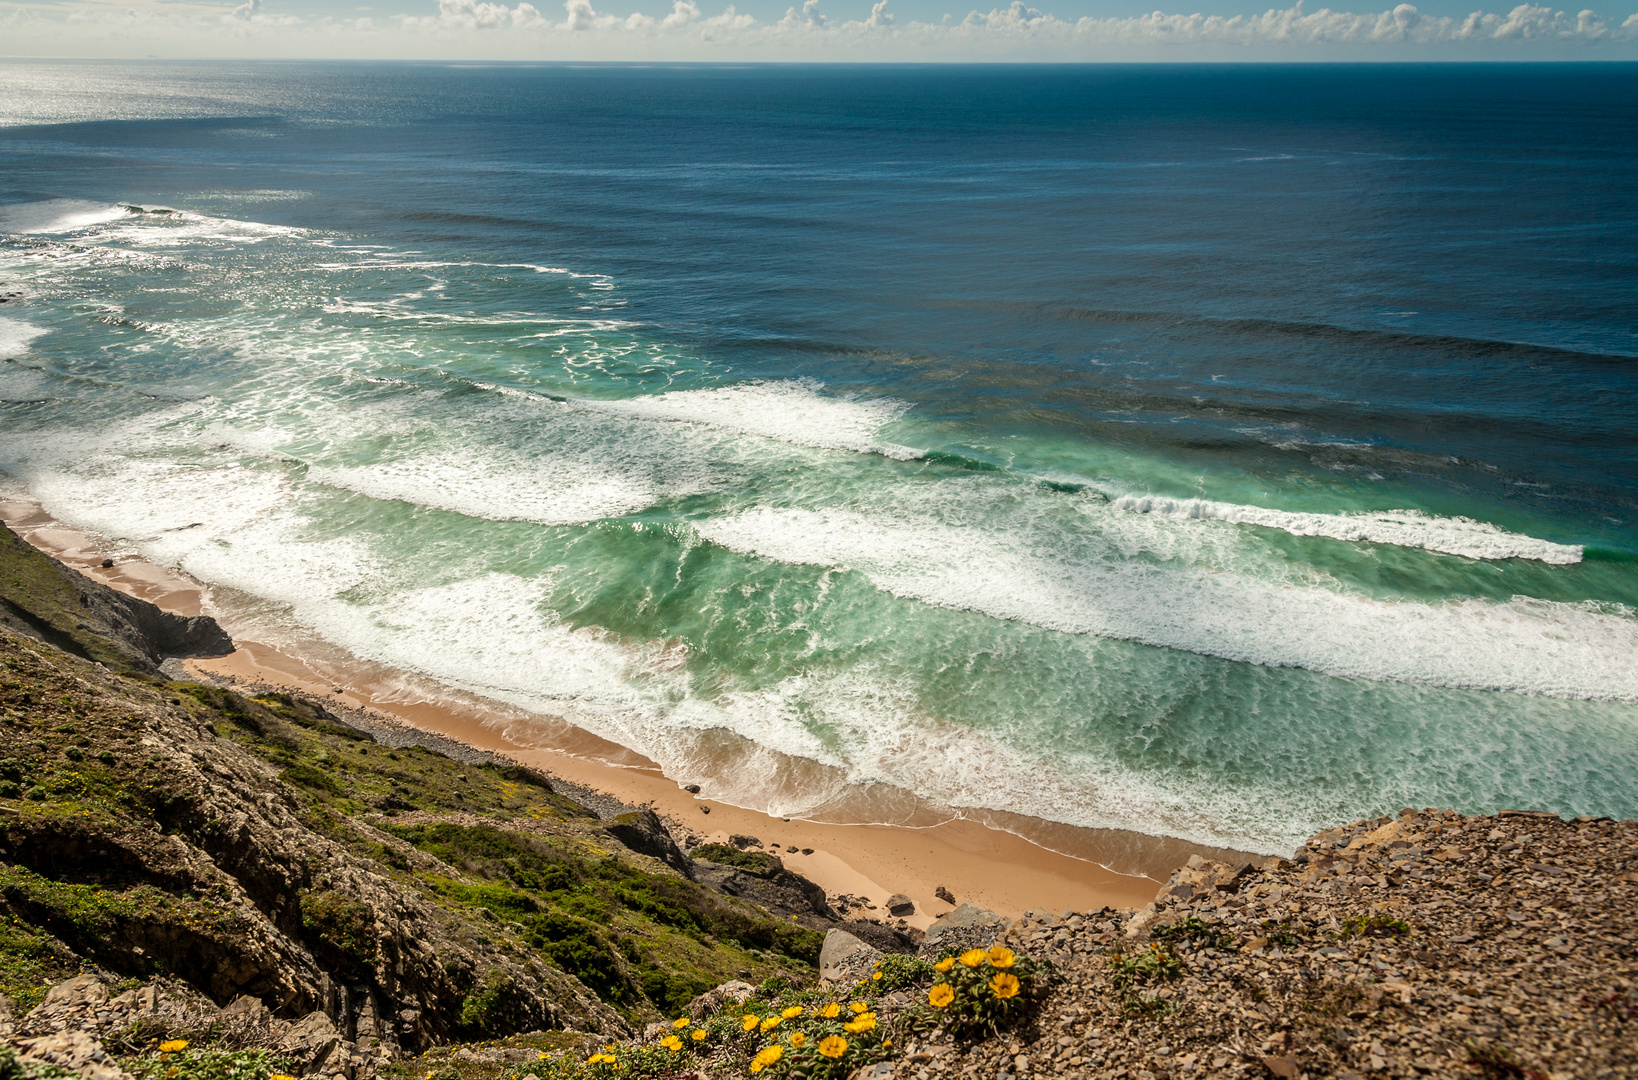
[0,627,627,1065]
[0,524,231,675]
[0,530,833,1079]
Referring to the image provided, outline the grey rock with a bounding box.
[606,808,696,880]
[935,885,956,905]
[686,980,755,1022]
[887,893,915,917]
[9,1029,133,1080]
[819,929,881,983]
[923,903,1009,947]
[278,1010,342,1074]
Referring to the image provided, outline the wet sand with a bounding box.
[1,490,1252,925]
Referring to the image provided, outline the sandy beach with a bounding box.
[0,489,1250,926]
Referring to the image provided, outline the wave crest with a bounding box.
[1106,494,1582,564]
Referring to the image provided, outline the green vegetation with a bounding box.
[868,953,938,992]
[0,913,81,1012]
[922,946,1044,1042]
[0,614,817,1032]
[1106,943,1182,1015]
[0,1045,77,1080]
[1152,915,1236,951]
[381,822,817,1016]
[124,1047,293,1080]
[0,530,828,1042]
[300,891,378,978]
[0,525,146,673]
[690,844,785,877]
[498,943,1048,1080]
[1340,915,1411,939]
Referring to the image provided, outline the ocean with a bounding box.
[2,61,1636,856]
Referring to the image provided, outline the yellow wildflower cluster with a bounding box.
[925,944,1031,1037]
[737,997,884,1077]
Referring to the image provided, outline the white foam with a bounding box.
[584,380,923,461]
[88,210,300,247]
[694,504,1638,702]
[24,456,291,567]
[0,200,130,234]
[308,454,659,525]
[0,318,48,360]
[1107,493,1582,564]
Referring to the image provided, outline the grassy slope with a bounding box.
[0,532,820,1031]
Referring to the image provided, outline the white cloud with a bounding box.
[0,0,1633,58]
[782,0,828,26]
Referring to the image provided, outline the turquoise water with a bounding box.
[2,62,1636,853]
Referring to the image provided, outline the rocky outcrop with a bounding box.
[0,628,628,1052]
[0,523,232,675]
[818,928,881,984]
[920,902,1010,955]
[891,808,1638,1080]
[606,809,696,879]
[689,844,833,923]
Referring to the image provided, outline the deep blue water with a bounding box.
[2,62,1636,854]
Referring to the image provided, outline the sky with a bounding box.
[0,0,1635,62]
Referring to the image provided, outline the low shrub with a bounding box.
[1106,942,1182,1015]
[923,946,1043,1041]
[864,953,936,993]
[124,1044,292,1080]
[1340,915,1411,939]
[1153,915,1235,951]
[298,891,376,978]
[0,1044,77,1079]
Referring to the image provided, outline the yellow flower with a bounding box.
[749,1045,784,1073]
[843,1014,876,1034]
[959,948,987,968]
[781,1006,803,1018]
[871,971,883,981]
[818,1036,848,1059]
[586,1054,604,1065]
[987,946,1016,969]
[760,1016,782,1032]
[928,983,955,1008]
[820,1003,842,1018]
[743,1015,761,1032]
[272,1075,297,1080]
[674,1017,691,1029]
[789,1032,806,1048]
[933,957,955,973]
[990,972,1021,999]
[158,1041,189,1053]
[849,1001,868,1013]
[692,1029,708,1042]
[661,1035,683,1051]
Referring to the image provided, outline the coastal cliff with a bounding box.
[0,526,1633,1080]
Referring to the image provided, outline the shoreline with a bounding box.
[0,488,1252,923]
